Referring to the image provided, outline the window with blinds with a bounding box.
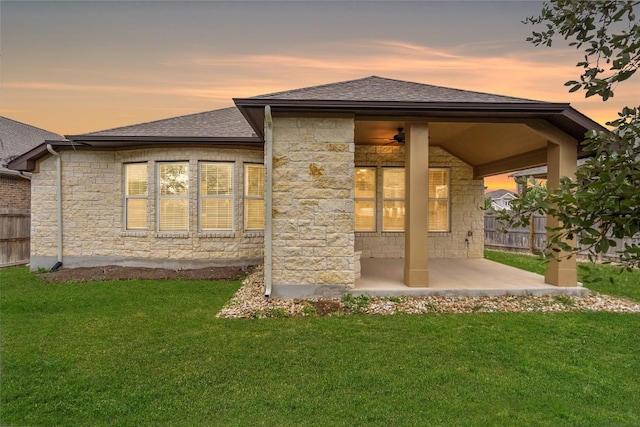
[383,168,405,231]
[428,168,450,232]
[378,167,450,232]
[200,162,234,231]
[244,164,265,230]
[158,162,189,231]
[124,163,148,230]
[354,168,376,231]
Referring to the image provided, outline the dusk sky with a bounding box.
[2,1,638,191]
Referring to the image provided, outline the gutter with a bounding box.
[65,135,263,144]
[264,105,273,297]
[46,144,63,272]
[0,168,31,180]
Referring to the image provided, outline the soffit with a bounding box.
[354,120,549,175]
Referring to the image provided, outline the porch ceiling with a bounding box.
[354,119,553,178]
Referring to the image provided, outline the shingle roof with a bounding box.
[509,158,589,178]
[77,106,255,138]
[251,76,542,103]
[485,189,517,199]
[74,77,558,141]
[0,116,65,167]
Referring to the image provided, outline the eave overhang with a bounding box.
[233,98,607,143]
[7,140,78,172]
[7,136,264,172]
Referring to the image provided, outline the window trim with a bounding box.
[428,167,451,232]
[244,163,265,231]
[382,167,405,232]
[124,162,148,231]
[157,161,190,232]
[354,167,377,232]
[199,161,235,232]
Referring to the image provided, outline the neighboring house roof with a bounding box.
[0,116,65,177]
[509,158,590,179]
[485,189,517,211]
[485,189,517,199]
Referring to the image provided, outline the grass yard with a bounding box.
[484,249,640,302]
[1,264,639,426]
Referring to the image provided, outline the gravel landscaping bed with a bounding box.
[217,266,640,318]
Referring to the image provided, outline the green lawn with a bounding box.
[485,249,640,302]
[2,266,639,426]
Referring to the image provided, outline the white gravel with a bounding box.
[217,266,640,318]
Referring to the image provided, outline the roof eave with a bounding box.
[0,167,31,179]
[66,135,262,143]
[8,137,264,172]
[234,98,589,140]
[7,140,78,172]
[234,98,571,112]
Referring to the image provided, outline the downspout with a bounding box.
[264,106,273,297]
[46,144,63,272]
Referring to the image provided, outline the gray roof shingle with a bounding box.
[78,106,255,138]
[251,76,542,103]
[485,189,517,199]
[509,158,589,178]
[0,117,65,167]
[75,77,549,140]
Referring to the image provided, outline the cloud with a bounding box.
[5,38,637,127]
[171,38,583,103]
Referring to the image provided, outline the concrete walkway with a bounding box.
[353,258,588,297]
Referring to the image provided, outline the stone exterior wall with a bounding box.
[30,147,264,270]
[0,174,30,211]
[270,115,355,297]
[354,145,485,259]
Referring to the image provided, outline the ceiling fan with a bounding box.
[390,127,405,143]
[372,127,405,144]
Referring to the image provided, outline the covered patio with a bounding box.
[233,76,607,298]
[353,258,588,297]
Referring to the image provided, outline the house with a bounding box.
[510,158,589,193]
[0,117,65,266]
[8,76,605,297]
[485,189,518,211]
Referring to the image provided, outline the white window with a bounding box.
[383,168,405,232]
[428,168,450,232]
[124,163,148,230]
[354,168,376,231]
[158,162,189,231]
[379,167,451,232]
[244,164,265,230]
[200,162,234,231]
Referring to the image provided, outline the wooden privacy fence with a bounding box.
[484,213,640,261]
[0,209,30,267]
[484,214,546,254]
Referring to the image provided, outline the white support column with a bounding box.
[404,123,430,287]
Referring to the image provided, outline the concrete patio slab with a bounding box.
[352,258,588,297]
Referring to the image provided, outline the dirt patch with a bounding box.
[39,265,255,283]
[310,300,344,316]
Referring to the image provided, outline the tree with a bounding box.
[497,0,640,269]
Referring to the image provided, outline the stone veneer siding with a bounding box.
[270,115,355,297]
[354,145,485,259]
[29,147,264,270]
